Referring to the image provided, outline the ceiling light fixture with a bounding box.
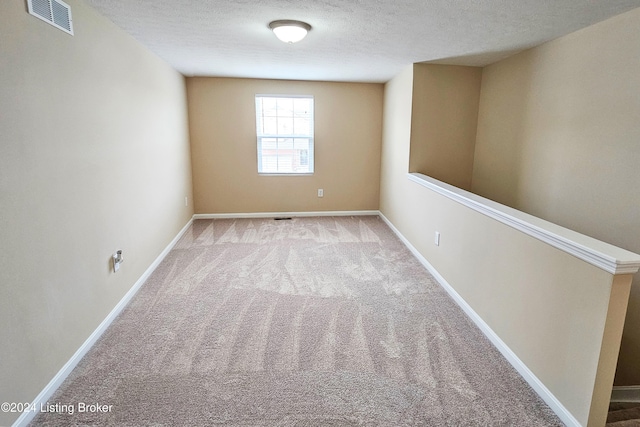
[268,20,311,44]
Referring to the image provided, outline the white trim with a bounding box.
[611,386,640,403]
[407,173,640,275]
[378,212,581,427]
[255,93,314,99]
[12,219,194,427]
[193,210,380,220]
[258,173,314,177]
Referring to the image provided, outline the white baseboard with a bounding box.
[193,210,380,220]
[377,212,581,427]
[611,386,640,403]
[12,218,194,427]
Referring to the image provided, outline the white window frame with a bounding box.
[255,94,314,175]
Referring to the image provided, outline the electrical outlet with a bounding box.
[318,189,324,197]
[435,231,440,246]
[185,196,188,207]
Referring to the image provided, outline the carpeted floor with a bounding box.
[31,216,562,426]
[607,402,640,426]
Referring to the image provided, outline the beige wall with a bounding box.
[379,66,414,221]
[380,63,632,427]
[187,77,383,214]
[409,64,482,191]
[0,1,193,425]
[473,6,640,385]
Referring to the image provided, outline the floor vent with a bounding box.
[27,0,74,35]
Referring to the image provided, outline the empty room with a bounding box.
[2,0,640,426]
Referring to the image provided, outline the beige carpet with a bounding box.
[608,403,640,426]
[31,216,562,426]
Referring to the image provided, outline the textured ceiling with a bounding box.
[84,0,640,83]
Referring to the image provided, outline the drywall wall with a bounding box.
[379,64,634,426]
[473,6,640,385]
[409,64,482,191]
[379,66,414,220]
[187,77,383,214]
[0,1,192,425]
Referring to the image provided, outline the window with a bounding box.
[255,95,314,174]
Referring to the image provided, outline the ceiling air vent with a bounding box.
[27,0,74,35]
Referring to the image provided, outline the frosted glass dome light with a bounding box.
[269,20,311,44]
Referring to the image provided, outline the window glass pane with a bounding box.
[263,117,277,135]
[299,149,309,166]
[262,155,278,173]
[277,117,293,135]
[261,138,277,150]
[293,138,309,150]
[293,98,311,117]
[278,138,294,150]
[294,118,310,135]
[276,98,293,117]
[262,98,277,116]
[278,155,294,172]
